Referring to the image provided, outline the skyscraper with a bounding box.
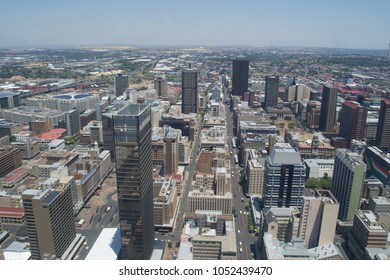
[300,190,339,249]
[264,144,306,210]
[331,149,366,221]
[162,125,179,176]
[232,57,249,98]
[264,76,279,110]
[22,186,75,260]
[375,98,390,152]
[112,103,154,260]
[65,109,81,137]
[154,75,168,98]
[181,68,198,114]
[114,74,129,97]
[339,101,367,142]
[319,85,337,133]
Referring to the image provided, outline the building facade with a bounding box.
[375,98,390,152]
[112,103,154,260]
[181,69,198,114]
[264,144,306,210]
[21,186,75,260]
[339,101,367,142]
[331,149,366,221]
[264,76,279,110]
[232,57,249,98]
[319,85,337,134]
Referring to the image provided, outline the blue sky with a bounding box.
[0,0,389,49]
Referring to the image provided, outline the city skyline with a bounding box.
[1,0,390,49]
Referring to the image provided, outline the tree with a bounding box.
[270,116,277,121]
[239,172,246,186]
[168,242,172,248]
[284,116,292,121]
[288,122,296,129]
[278,122,285,128]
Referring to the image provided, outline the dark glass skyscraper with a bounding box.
[376,98,390,152]
[232,57,249,98]
[264,76,279,109]
[319,85,337,134]
[181,69,198,114]
[112,103,154,260]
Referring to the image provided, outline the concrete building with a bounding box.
[114,74,129,97]
[300,190,339,249]
[0,145,22,177]
[232,56,249,98]
[46,93,100,112]
[30,120,54,137]
[348,210,388,259]
[264,144,306,210]
[304,159,334,178]
[21,185,75,260]
[261,234,314,260]
[215,167,230,196]
[263,207,301,242]
[331,149,366,221]
[61,109,81,137]
[376,98,390,152]
[11,140,40,159]
[181,68,198,114]
[319,85,337,134]
[154,76,168,98]
[153,177,178,229]
[0,92,21,109]
[246,158,265,196]
[179,212,237,260]
[112,103,154,260]
[339,101,367,142]
[287,84,310,102]
[187,189,232,214]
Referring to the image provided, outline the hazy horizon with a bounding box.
[1,0,389,50]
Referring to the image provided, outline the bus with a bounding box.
[231,138,236,149]
[234,155,239,164]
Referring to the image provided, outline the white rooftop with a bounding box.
[85,228,121,260]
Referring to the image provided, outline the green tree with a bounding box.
[288,122,296,129]
[278,122,285,128]
[168,242,172,248]
[284,116,292,121]
[239,172,246,186]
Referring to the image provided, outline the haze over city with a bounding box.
[1,0,389,49]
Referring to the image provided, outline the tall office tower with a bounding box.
[287,84,310,102]
[232,56,249,98]
[375,98,390,152]
[331,149,366,221]
[114,74,129,97]
[300,190,339,249]
[163,125,179,176]
[264,144,306,210]
[339,101,367,142]
[246,159,265,196]
[154,76,168,98]
[21,186,75,260]
[215,167,230,195]
[64,109,81,137]
[264,76,279,110]
[181,68,198,114]
[319,85,338,133]
[112,103,154,260]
